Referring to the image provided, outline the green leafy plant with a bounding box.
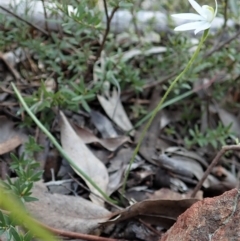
[0,137,45,241]
[184,123,235,149]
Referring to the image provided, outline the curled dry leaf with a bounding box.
[0,116,27,155]
[165,147,208,168]
[97,89,134,134]
[104,198,199,229]
[74,124,130,152]
[90,110,118,138]
[155,153,210,188]
[60,111,109,206]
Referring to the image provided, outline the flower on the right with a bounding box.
[172,0,218,35]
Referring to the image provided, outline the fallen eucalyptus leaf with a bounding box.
[60,111,109,206]
[97,89,134,134]
[90,110,118,138]
[26,181,112,234]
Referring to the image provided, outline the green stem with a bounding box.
[11,83,116,204]
[122,30,209,194]
[130,89,193,132]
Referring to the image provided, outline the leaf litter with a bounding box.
[73,123,130,152]
[1,74,239,240]
[1,1,240,240]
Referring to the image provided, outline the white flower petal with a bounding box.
[174,21,207,32]
[188,0,206,18]
[202,6,214,22]
[172,0,218,34]
[171,13,204,21]
[194,22,211,34]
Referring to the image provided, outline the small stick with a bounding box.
[191,144,240,198]
[42,224,122,241]
[0,6,49,37]
[204,29,240,57]
[84,3,119,79]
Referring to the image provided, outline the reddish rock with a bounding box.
[161,189,240,241]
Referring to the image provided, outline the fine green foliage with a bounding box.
[185,123,234,149]
[0,137,55,241]
[1,137,43,204]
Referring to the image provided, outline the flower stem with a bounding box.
[11,83,117,205]
[122,29,209,194]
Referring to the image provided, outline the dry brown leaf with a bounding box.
[74,124,130,151]
[104,198,199,229]
[155,154,210,188]
[165,147,208,168]
[90,110,118,138]
[26,181,112,235]
[97,89,134,134]
[60,111,109,206]
[0,116,26,155]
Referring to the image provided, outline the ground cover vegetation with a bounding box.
[0,0,240,240]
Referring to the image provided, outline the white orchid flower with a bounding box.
[172,0,218,35]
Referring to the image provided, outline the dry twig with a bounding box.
[0,5,49,36]
[191,144,240,198]
[85,2,119,79]
[204,29,240,57]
